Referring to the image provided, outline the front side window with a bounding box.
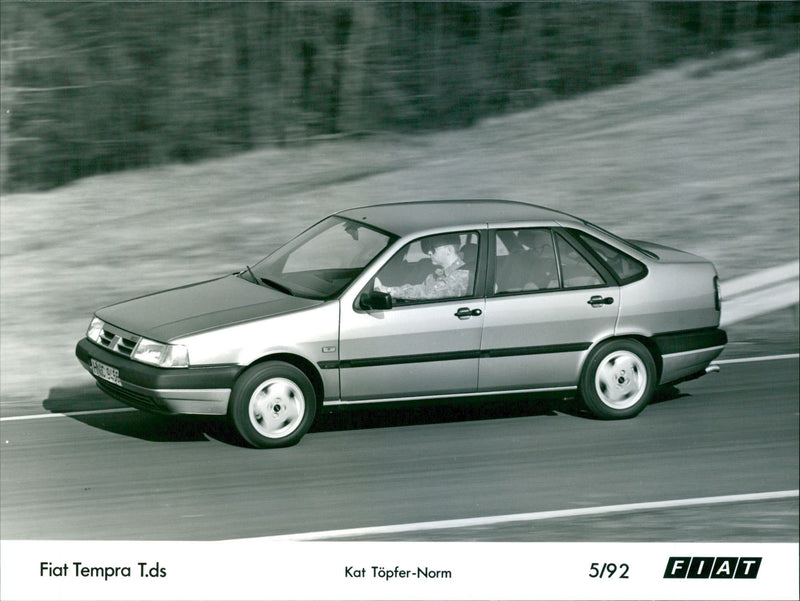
[248,217,395,299]
[371,231,479,303]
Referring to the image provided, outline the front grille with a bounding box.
[97,324,141,357]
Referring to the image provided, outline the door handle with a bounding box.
[455,307,483,319]
[587,295,614,307]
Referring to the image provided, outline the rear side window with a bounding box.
[493,229,559,294]
[572,231,647,285]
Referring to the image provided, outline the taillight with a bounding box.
[713,276,721,311]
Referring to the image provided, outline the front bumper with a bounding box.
[75,338,239,415]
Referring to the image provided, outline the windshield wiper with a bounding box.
[259,277,294,296]
[242,265,257,283]
[240,265,264,286]
[241,266,294,296]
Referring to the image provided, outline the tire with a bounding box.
[229,361,317,448]
[579,339,656,420]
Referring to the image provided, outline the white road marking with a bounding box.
[0,353,797,423]
[0,407,136,422]
[712,353,798,364]
[252,490,800,541]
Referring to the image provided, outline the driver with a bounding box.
[374,234,468,300]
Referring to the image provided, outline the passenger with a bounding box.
[513,230,557,291]
[374,234,469,300]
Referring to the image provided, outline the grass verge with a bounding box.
[1,52,798,407]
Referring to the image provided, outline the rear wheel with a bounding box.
[229,362,317,448]
[579,339,656,419]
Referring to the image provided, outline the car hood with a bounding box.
[96,275,322,341]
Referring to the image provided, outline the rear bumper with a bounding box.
[75,338,238,415]
[654,327,727,385]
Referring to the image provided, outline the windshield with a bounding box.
[245,216,396,299]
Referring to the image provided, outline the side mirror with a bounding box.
[359,290,392,311]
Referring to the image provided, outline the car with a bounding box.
[76,199,727,448]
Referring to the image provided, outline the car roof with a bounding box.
[336,199,579,237]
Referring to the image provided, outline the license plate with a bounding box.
[91,359,122,386]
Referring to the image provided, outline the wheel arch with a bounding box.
[587,334,663,381]
[243,353,325,409]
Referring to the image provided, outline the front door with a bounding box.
[339,231,485,402]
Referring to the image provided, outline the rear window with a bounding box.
[580,220,659,259]
[572,231,648,285]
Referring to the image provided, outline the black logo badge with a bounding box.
[664,557,761,579]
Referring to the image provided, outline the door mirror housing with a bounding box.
[359,290,393,311]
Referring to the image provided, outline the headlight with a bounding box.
[86,317,104,343]
[132,338,190,368]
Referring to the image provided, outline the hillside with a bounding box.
[1,51,798,406]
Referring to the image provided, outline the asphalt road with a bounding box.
[1,357,797,541]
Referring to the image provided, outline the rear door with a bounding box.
[478,228,620,392]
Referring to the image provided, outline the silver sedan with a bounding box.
[76,200,727,447]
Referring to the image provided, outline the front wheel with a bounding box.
[229,362,317,448]
[579,339,656,419]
